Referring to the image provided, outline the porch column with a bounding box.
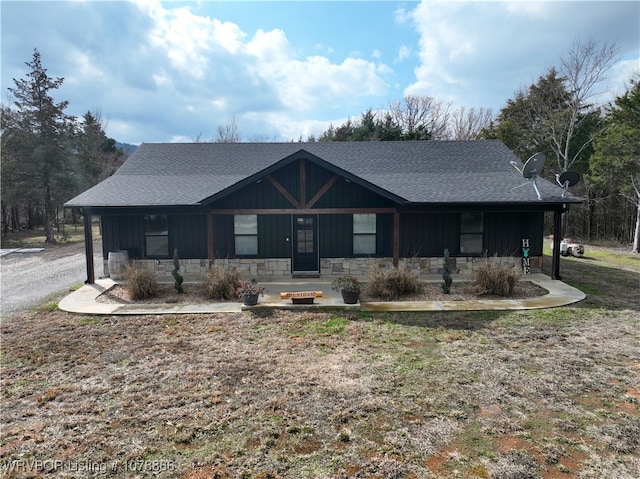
[393,210,400,268]
[82,210,95,284]
[552,209,562,280]
[207,212,215,268]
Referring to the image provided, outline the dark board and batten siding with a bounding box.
[101,215,144,260]
[258,215,291,258]
[170,215,208,258]
[211,159,397,210]
[398,211,544,258]
[100,209,543,262]
[102,213,208,260]
[483,212,544,256]
[304,161,395,209]
[400,212,458,257]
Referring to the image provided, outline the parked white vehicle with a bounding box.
[560,238,585,257]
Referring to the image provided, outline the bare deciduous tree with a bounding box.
[388,95,452,140]
[449,106,494,140]
[215,116,241,143]
[192,132,205,143]
[531,38,619,172]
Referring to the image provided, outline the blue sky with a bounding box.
[1,1,639,145]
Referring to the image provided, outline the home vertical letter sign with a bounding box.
[521,238,531,274]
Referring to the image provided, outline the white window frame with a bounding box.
[234,215,258,256]
[353,213,376,255]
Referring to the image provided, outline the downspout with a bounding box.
[82,209,95,284]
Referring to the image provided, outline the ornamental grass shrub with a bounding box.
[365,267,423,301]
[123,265,159,300]
[201,267,241,300]
[473,261,521,297]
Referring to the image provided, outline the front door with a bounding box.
[292,214,319,273]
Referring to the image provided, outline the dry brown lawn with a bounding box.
[1,245,639,478]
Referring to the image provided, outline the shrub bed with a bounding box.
[123,265,159,300]
[365,268,423,301]
[473,262,521,297]
[201,267,241,300]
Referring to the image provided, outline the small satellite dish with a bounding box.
[522,152,546,179]
[556,171,580,197]
[511,153,546,200]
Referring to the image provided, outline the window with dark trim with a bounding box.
[353,214,376,255]
[144,215,169,257]
[234,215,258,255]
[460,212,483,254]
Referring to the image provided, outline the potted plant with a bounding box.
[237,279,266,306]
[331,275,362,304]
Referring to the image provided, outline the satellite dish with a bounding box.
[556,171,580,197]
[511,153,546,200]
[522,152,546,179]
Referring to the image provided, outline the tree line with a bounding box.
[307,39,639,252]
[1,49,125,243]
[2,41,638,251]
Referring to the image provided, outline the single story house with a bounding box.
[64,140,581,283]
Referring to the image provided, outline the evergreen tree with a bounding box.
[589,79,640,252]
[2,49,75,243]
[72,111,124,194]
[318,109,402,142]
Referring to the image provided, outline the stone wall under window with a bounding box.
[104,255,542,282]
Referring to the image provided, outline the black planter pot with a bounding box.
[341,290,360,304]
[242,293,259,306]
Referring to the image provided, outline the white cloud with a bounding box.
[503,1,551,18]
[67,51,107,83]
[146,4,246,79]
[4,0,635,145]
[405,0,640,110]
[0,0,391,144]
[126,2,391,136]
[239,26,390,113]
[155,76,172,90]
[396,45,411,63]
[243,111,334,141]
[258,55,389,112]
[593,57,640,107]
[394,6,411,24]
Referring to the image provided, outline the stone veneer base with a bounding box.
[104,256,542,282]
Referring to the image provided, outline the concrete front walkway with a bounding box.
[58,274,585,315]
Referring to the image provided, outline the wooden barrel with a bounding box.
[108,251,129,280]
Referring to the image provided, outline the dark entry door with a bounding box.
[292,215,319,273]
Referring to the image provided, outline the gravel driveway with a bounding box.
[0,242,102,317]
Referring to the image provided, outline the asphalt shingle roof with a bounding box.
[64,140,582,208]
